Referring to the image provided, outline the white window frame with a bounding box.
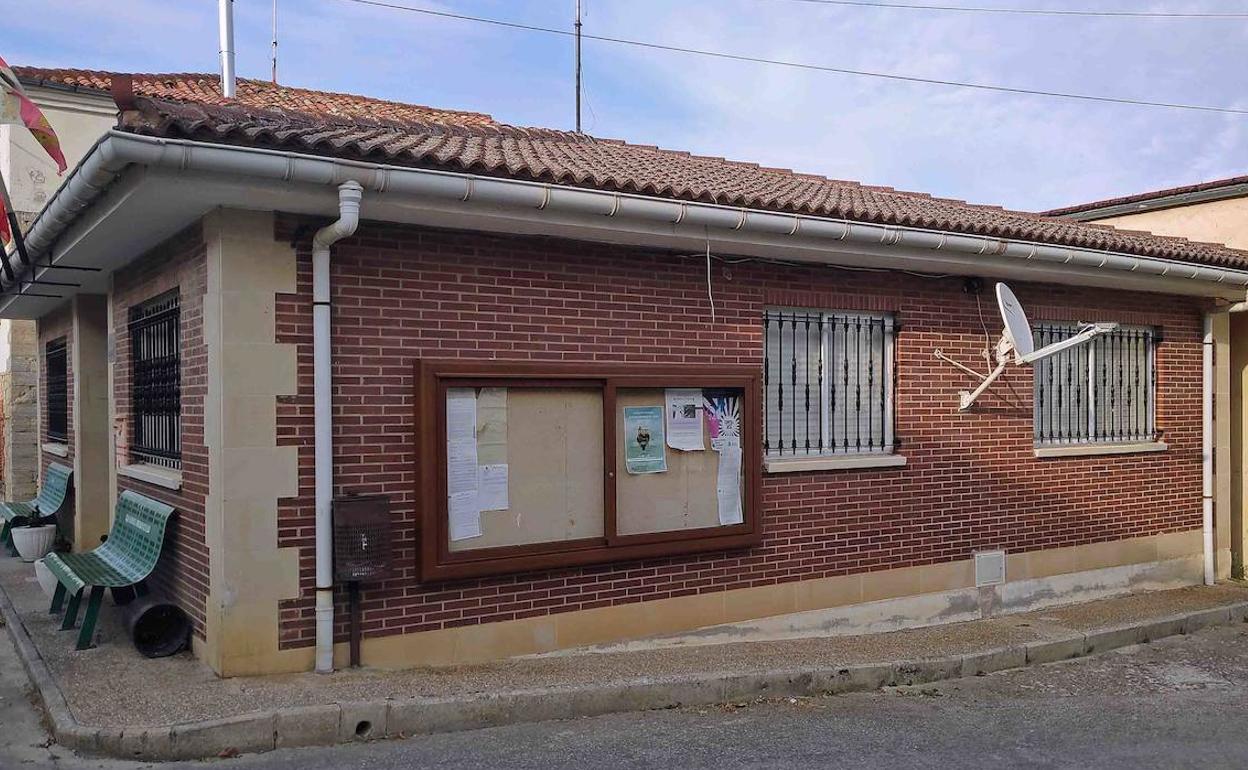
[764,308,896,458]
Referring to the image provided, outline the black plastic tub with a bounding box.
[123,595,191,658]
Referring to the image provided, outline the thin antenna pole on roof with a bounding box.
[218,0,236,97]
[574,0,583,133]
[271,0,279,84]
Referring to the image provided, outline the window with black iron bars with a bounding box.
[129,290,181,469]
[45,337,68,443]
[763,309,896,457]
[1033,323,1158,446]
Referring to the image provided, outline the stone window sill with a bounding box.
[41,442,69,458]
[1034,441,1168,459]
[119,463,182,491]
[765,454,907,473]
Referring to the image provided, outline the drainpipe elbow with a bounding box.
[313,181,363,251]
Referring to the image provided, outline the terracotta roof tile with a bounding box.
[16,67,496,129]
[1044,174,1248,217]
[17,66,1248,271]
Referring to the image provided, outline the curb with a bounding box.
[2,585,1247,761]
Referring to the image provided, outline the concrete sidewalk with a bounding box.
[1,556,1247,761]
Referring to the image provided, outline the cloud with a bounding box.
[581,0,1248,209]
[4,0,1245,211]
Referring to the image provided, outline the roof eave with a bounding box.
[5,130,1248,318]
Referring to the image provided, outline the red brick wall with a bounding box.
[111,223,210,638]
[270,218,1204,649]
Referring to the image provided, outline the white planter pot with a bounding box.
[12,525,56,563]
[33,558,58,598]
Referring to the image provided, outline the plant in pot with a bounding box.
[12,517,57,563]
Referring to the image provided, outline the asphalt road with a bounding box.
[5,620,1248,769]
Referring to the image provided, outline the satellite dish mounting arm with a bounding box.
[934,283,1118,411]
[1014,322,1118,365]
[935,336,1014,411]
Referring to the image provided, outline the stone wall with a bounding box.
[3,320,38,501]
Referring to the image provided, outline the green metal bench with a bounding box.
[0,462,73,555]
[46,491,175,650]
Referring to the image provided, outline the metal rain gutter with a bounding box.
[9,130,1248,303]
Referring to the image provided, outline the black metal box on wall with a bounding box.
[332,494,392,583]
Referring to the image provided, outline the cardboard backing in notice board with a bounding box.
[614,387,739,536]
[450,387,605,552]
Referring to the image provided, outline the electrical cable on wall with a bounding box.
[705,230,717,324]
[975,290,993,364]
[677,247,958,281]
[973,283,1024,409]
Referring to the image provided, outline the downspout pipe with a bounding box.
[1205,302,1248,587]
[1203,313,1215,586]
[313,181,363,674]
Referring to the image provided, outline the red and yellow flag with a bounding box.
[0,55,67,245]
[0,56,66,173]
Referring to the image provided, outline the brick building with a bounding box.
[3,68,1246,677]
[1048,176,1248,580]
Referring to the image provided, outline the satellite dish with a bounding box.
[996,283,1034,363]
[933,282,1119,411]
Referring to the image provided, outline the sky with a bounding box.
[4,0,1247,212]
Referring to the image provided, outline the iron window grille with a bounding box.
[1033,323,1158,446]
[764,309,896,457]
[129,290,181,469]
[45,337,68,443]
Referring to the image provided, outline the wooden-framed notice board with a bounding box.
[415,360,763,581]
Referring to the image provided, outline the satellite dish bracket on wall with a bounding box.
[934,282,1119,411]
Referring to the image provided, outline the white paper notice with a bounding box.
[716,440,743,525]
[476,387,509,465]
[446,388,477,443]
[446,387,483,542]
[448,490,482,541]
[478,464,509,511]
[447,439,479,496]
[665,388,705,451]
